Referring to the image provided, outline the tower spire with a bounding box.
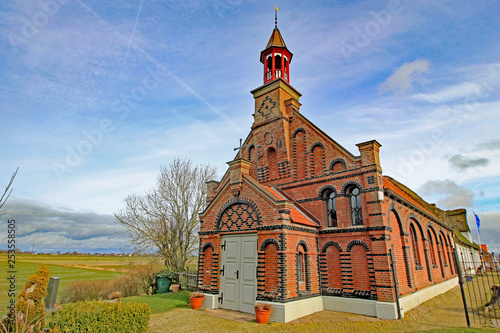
[275,6,278,27]
[260,8,293,85]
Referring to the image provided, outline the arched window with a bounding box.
[275,54,282,69]
[265,243,278,292]
[348,187,363,225]
[324,191,337,227]
[267,147,277,179]
[267,55,272,71]
[410,224,421,267]
[428,230,437,266]
[297,252,304,282]
[312,144,324,177]
[203,246,213,286]
[296,244,308,291]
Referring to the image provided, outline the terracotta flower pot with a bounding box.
[255,308,272,324]
[190,296,204,309]
[171,284,180,292]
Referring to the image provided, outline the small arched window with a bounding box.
[348,187,363,225]
[275,54,282,69]
[325,191,337,227]
[267,55,272,71]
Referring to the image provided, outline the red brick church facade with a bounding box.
[197,23,458,322]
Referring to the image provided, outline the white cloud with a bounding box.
[420,179,474,209]
[379,59,431,95]
[412,82,486,103]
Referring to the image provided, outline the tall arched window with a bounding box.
[267,147,277,179]
[265,243,278,292]
[324,191,337,227]
[428,230,437,266]
[348,187,363,225]
[410,224,421,267]
[203,246,213,286]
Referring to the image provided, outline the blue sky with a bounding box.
[1,0,499,254]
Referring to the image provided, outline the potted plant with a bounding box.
[189,292,205,309]
[254,303,273,324]
[153,270,176,294]
[171,283,180,292]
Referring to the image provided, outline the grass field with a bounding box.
[124,291,190,314]
[0,253,161,316]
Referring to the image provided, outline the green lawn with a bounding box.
[124,291,190,314]
[0,255,128,316]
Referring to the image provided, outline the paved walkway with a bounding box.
[203,308,384,324]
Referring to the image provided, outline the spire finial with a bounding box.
[275,6,278,27]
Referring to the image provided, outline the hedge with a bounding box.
[49,300,151,333]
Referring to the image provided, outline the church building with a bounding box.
[196,20,459,322]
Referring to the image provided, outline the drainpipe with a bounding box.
[389,247,402,319]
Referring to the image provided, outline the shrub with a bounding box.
[255,303,273,311]
[61,280,109,303]
[153,270,176,281]
[189,292,204,299]
[49,300,151,333]
[107,291,122,300]
[14,264,50,332]
[62,274,141,303]
[107,274,139,298]
[128,263,162,295]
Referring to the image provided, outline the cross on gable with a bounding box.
[234,138,248,159]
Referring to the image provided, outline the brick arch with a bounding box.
[292,128,306,138]
[309,142,325,153]
[296,240,309,252]
[407,216,425,237]
[329,158,347,172]
[260,238,281,251]
[318,185,337,199]
[346,240,370,252]
[215,197,262,231]
[387,207,406,233]
[426,223,439,239]
[247,144,255,160]
[202,242,215,252]
[321,241,342,253]
[341,181,363,196]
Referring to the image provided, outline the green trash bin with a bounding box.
[156,277,172,294]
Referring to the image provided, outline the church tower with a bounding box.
[245,16,302,185]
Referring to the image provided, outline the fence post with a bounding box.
[454,250,471,327]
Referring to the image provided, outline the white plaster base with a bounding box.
[201,293,219,309]
[399,277,458,316]
[255,297,323,323]
[205,277,458,322]
[323,296,399,319]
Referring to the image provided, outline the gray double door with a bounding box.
[219,234,257,313]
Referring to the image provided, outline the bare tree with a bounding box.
[0,167,19,216]
[115,157,216,271]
